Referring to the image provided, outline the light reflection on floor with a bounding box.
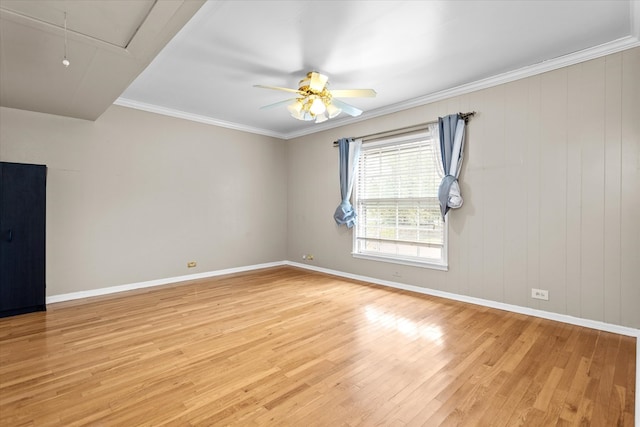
[364,305,444,345]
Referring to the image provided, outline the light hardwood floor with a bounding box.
[0,267,635,426]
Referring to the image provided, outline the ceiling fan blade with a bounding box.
[254,84,303,95]
[309,72,329,92]
[331,99,363,117]
[260,98,296,110]
[330,89,377,98]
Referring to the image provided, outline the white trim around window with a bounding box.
[352,127,448,270]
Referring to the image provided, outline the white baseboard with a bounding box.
[46,259,639,423]
[48,259,640,337]
[285,261,640,338]
[46,261,286,304]
[284,261,640,426]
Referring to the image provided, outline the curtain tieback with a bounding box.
[334,201,357,228]
[438,174,463,219]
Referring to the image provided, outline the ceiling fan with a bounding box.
[254,71,376,123]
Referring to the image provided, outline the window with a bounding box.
[353,125,447,270]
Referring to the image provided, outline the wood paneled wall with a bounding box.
[455,49,639,326]
[287,47,640,328]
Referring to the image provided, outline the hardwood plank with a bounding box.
[0,267,635,426]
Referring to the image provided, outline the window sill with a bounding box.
[352,252,448,271]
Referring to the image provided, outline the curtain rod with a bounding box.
[333,111,476,146]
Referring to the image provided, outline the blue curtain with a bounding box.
[334,138,361,228]
[438,114,466,219]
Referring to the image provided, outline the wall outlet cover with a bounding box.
[531,288,549,300]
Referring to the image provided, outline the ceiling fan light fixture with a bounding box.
[288,100,314,121]
[290,110,306,121]
[287,100,302,116]
[256,71,375,123]
[309,97,326,115]
[315,113,328,123]
[326,102,341,119]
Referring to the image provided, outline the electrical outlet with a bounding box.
[187,261,197,268]
[531,288,549,300]
[302,254,314,261]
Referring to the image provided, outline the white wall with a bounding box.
[287,48,640,329]
[0,105,288,295]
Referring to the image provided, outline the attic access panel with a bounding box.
[0,0,155,48]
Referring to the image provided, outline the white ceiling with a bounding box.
[2,1,639,139]
[0,0,205,120]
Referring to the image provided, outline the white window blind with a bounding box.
[353,126,446,268]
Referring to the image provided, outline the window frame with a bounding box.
[351,129,448,271]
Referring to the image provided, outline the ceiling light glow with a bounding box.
[310,97,326,115]
[256,71,374,124]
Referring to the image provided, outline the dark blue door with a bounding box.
[0,162,46,317]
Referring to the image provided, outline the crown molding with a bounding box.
[115,36,640,141]
[286,35,640,139]
[113,98,288,139]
